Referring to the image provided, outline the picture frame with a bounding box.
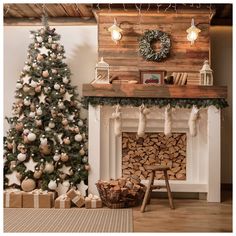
[140,70,166,85]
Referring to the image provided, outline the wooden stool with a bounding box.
[140,165,174,212]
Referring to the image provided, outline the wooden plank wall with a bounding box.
[97,10,211,85]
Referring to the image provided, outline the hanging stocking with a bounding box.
[137,104,150,137]
[164,105,172,136]
[188,105,200,137]
[111,104,122,137]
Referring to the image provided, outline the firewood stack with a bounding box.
[122,132,186,181]
[96,176,146,208]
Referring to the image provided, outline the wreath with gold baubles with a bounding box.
[139,30,171,62]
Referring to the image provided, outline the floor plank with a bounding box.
[132,191,232,232]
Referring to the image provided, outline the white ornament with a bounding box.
[188,106,200,137]
[30,80,38,88]
[45,127,51,131]
[59,165,72,175]
[29,112,36,118]
[63,77,69,84]
[36,36,43,43]
[49,122,55,128]
[22,75,31,84]
[36,107,43,115]
[57,133,63,144]
[23,98,31,106]
[17,153,26,162]
[68,114,75,121]
[38,46,50,55]
[16,83,23,89]
[164,105,172,136]
[27,132,36,142]
[5,171,21,186]
[48,36,52,43]
[38,93,47,103]
[23,65,31,72]
[75,134,83,142]
[63,91,73,101]
[40,137,48,146]
[58,101,65,109]
[76,180,88,197]
[43,162,54,174]
[137,104,150,137]
[23,129,30,135]
[24,158,38,172]
[53,153,61,161]
[48,180,57,190]
[111,104,122,137]
[78,120,83,127]
[54,83,60,90]
[56,180,70,196]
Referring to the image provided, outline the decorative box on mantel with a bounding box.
[83,84,227,203]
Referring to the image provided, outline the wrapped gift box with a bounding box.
[55,194,71,209]
[85,194,102,209]
[22,189,55,208]
[4,189,23,208]
[66,189,84,208]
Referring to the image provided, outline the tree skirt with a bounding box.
[4,208,133,233]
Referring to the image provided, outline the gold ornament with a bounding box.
[59,173,66,180]
[42,70,49,78]
[63,137,71,145]
[37,54,43,61]
[33,170,42,179]
[23,85,30,93]
[43,162,54,173]
[79,148,85,156]
[15,122,23,131]
[23,135,30,144]
[30,103,36,111]
[39,144,51,155]
[35,85,41,93]
[60,153,69,162]
[16,172,22,180]
[21,178,36,192]
[62,118,68,126]
[51,43,57,49]
[7,142,13,150]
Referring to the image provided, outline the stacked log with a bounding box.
[122,132,186,181]
[96,176,146,208]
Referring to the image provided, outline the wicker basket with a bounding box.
[96,181,145,209]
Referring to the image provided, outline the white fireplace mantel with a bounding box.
[88,104,221,202]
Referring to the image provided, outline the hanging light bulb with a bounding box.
[108,18,122,44]
[186,18,201,45]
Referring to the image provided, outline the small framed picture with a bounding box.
[140,70,166,85]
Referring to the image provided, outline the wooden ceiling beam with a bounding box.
[75,4,93,18]
[4,17,97,26]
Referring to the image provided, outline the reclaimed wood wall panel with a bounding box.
[97,11,211,84]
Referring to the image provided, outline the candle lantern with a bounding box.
[94,57,110,84]
[200,60,213,86]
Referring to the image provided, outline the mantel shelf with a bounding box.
[82,84,227,99]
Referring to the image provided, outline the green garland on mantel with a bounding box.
[82,97,228,109]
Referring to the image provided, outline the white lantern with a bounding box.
[200,60,213,86]
[93,57,110,84]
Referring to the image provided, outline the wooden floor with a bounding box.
[132,191,232,232]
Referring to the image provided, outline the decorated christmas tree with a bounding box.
[4,15,89,195]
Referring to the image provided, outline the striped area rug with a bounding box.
[4,208,133,232]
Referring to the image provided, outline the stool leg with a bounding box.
[147,171,155,204]
[164,170,175,209]
[140,171,154,213]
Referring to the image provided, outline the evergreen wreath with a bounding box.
[139,30,171,61]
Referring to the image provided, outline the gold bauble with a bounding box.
[62,118,68,126]
[23,135,30,144]
[15,122,23,131]
[33,170,42,179]
[21,178,36,192]
[30,103,36,111]
[37,54,44,61]
[42,70,49,78]
[51,43,57,49]
[39,144,51,155]
[23,85,30,93]
[7,142,13,150]
[61,153,69,162]
[43,162,54,174]
[63,137,71,145]
[35,85,41,93]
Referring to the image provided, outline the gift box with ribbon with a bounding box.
[85,194,102,209]
[4,189,23,208]
[22,189,55,208]
[66,189,84,208]
[55,194,71,209]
